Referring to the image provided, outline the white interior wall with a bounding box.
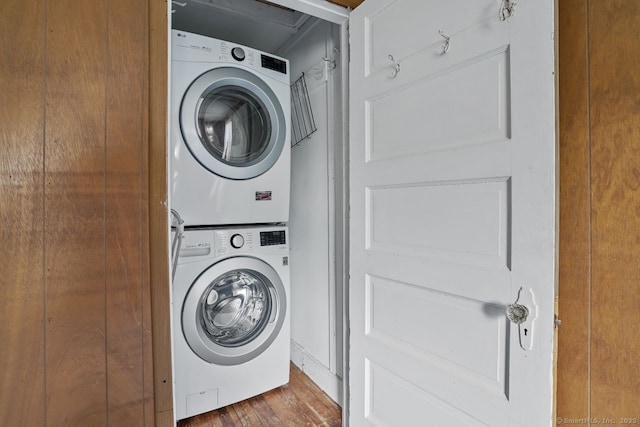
[278,19,344,405]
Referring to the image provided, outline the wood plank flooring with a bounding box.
[178,363,342,427]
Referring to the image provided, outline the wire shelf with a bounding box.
[290,72,317,146]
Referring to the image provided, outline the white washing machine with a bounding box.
[171,30,291,227]
[172,225,290,420]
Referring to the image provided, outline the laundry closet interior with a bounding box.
[168,0,349,422]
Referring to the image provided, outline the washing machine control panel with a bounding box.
[178,228,287,263]
[230,234,245,249]
[180,227,288,258]
[214,230,255,254]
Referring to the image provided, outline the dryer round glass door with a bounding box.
[180,67,286,180]
[182,256,287,365]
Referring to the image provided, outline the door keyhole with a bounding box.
[524,328,528,336]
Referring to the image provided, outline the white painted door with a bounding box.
[348,0,556,425]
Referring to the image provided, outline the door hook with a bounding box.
[388,55,400,78]
[438,30,450,55]
[499,0,517,21]
[322,57,337,71]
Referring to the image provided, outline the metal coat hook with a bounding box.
[499,0,517,21]
[388,55,400,78]
[322,57,337,71]
[438,30,450,55]
[322,48,340,71]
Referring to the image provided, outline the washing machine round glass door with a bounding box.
[182,256,286,365]
[180,67,287,180]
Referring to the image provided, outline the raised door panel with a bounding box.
[367,49,510,161]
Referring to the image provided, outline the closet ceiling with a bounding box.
[172,0,363,54]
[172,0,312,53]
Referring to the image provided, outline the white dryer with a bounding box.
[171,30,291,226]
[172,225,290,420]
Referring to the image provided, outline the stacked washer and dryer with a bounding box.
[170,30,292,420]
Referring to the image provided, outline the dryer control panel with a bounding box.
[171,30,290,84]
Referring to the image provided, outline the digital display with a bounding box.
[261,54,287,74]
[260,230,286,246]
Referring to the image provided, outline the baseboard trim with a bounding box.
[290,340,343,406]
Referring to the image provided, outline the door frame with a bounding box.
[149,0,173,424]
[150,1,560,426]
[146,0,559,425]
[148,1,351,425]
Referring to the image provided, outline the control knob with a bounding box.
[230,234,245,249]
[231,47,245,62]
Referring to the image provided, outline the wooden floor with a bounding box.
[178,363,342,427]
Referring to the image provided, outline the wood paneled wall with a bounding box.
[558,0,591,419]
[4,0,640,425]
[558,0,640,422]
[0,1,46,423]
[0,0,153,424]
